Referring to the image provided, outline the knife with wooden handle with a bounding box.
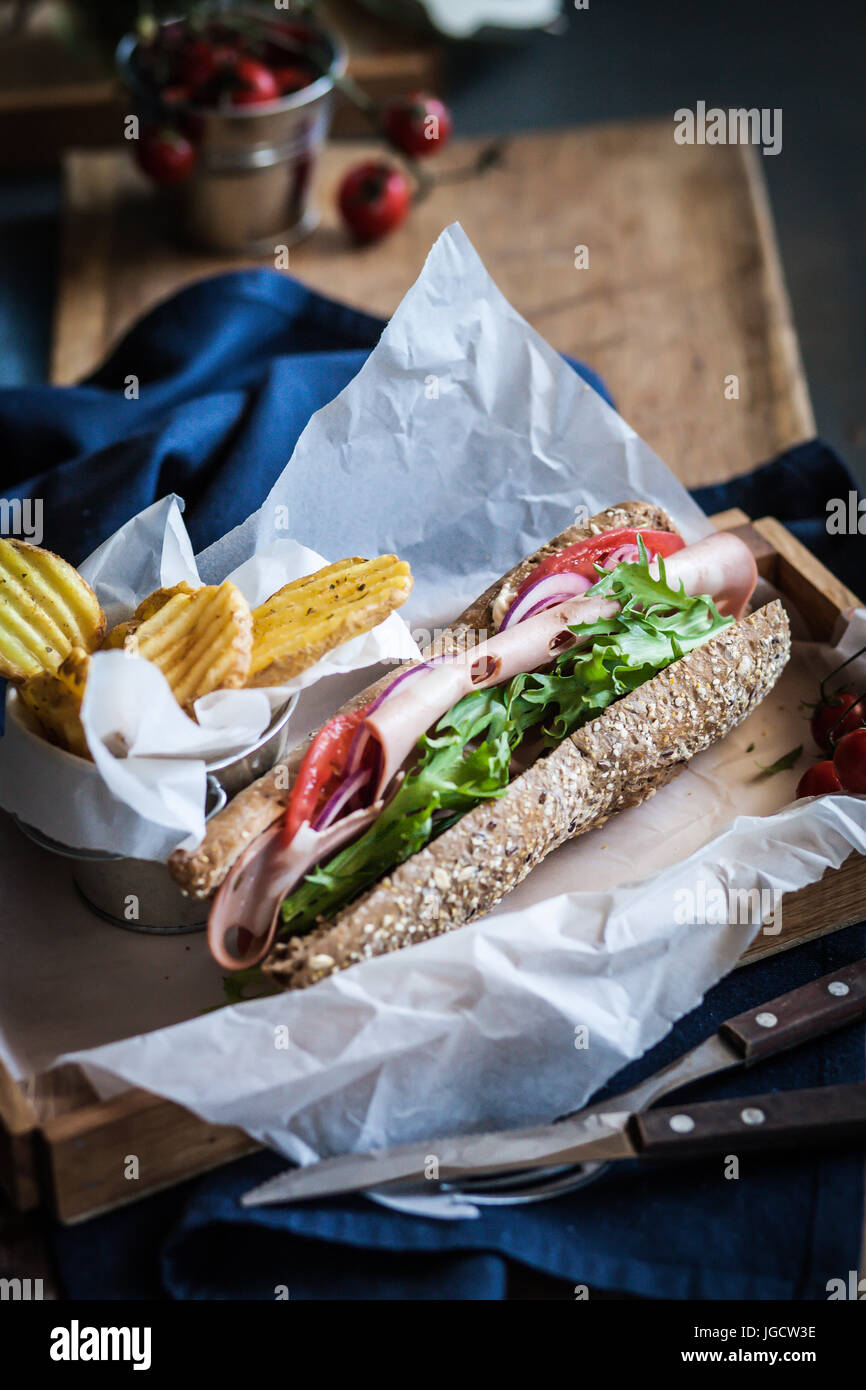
[242,958,866,1207]
[630,1082,866,1159]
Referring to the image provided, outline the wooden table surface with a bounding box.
[53,120,815,490]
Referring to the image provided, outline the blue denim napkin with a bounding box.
[0,268,858,1301]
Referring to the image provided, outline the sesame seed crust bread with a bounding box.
[262,600,791,991]
[169,501,677,898]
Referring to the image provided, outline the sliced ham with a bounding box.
[358,593,621,799]
[208,802,384,970]
[661,532,757,621]
[361,659,473,800]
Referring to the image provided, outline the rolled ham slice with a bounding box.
[209,802,385,970]
[360,593,621,800]
[661,531,757,621]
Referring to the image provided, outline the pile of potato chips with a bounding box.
[0,537,412,761]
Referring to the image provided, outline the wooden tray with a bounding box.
[0,510,862,1224]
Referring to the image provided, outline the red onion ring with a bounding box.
[366,660,436,716]
[500,571,593,629]
[313,766,373,831]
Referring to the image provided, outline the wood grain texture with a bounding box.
[42,1090,256,1225]
[0,1060,40,1213]
[52,121,814,486]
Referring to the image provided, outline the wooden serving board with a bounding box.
[52,122,814,489]
[0,510,862,1225]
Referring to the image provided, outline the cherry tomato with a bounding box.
[833,729,866,793]
[272,64,313,96]
[178,38,223,92]
[135,127,196,187]
[796,760,842,798]
[514,529,685,599]
[283,705,372,843]
[383,92,453,158]
[810,691,866,752]
[230,56,280,107]
[338,161,411,243]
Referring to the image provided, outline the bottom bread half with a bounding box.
[263,600,791,990]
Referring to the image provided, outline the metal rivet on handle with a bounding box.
[827,981,850,997]
[669,1114,695,1133]
[755,1011,778,1028]
[741,1107,766,1125]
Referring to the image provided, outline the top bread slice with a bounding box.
[263,600,791,991]
[169,501,677,898]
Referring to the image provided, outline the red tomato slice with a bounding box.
[283,704,372,843]
[515,528,684,599]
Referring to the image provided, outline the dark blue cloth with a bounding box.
[4,268,859,1301]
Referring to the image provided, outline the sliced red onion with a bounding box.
[345,657,456,779]
[500,571,593,629]
[313,767,372,831]
[519,592,580,622]
[366,660,436,716]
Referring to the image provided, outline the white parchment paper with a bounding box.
[1,226,863,1220]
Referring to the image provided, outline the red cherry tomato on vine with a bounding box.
[230,57,280,107]
[795,760,842,798]
[338,161,411,243]
[810,691,866,752]
[833,729,866,793]
[383,92,453,158]
[136,127,196,187]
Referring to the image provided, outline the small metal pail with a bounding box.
[116,10,347,254]
[12,695,296,934]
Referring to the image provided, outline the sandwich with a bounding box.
[168,502,791,990]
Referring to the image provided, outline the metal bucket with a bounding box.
[116,11,347,254]
[14,696,296,934]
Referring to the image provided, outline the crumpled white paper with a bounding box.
[3,224,863,1221]
[0,496,420,859]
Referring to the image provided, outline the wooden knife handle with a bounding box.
[631,1081,866,1159]
[719,958,866,1063]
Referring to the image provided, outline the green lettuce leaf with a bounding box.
[280,690,513,935]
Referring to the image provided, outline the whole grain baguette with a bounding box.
[262,599,791,991]
[170,501,676,897]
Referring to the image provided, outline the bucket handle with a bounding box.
[206,774,228,820]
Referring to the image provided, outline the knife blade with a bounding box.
[243,957,866,1207]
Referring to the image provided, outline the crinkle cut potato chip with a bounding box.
[124,580,253,707]
[247,554,414,686]
[0,537,105,682]
[18,646,92,760]
[101,584,196,651]
[133,581,197,624]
